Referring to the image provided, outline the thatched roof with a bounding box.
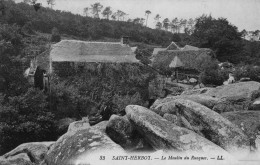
[169,56,184,68]
[152,48,215,71]
[50,40,139,63]
[152,42,180,55]
[152,48,166,55]
[166,42,181,50]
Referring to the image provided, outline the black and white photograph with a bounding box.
[0,0,260,164]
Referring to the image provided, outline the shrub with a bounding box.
[0,88,56,155]
[233,65,260,82]
[112,92,144,114]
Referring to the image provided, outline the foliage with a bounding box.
[0,88,56,155]
[0,22,55,155]
[112,92,144,114]
[192,15,243,63]
[199,60,228,86]
[233,65,260,82]
[0,1,175,44]
[51,27,61,42]
[49,63,157,119]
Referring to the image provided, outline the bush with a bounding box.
[0,88,56,155]
[233,65,260,82]
[112,92,144,114]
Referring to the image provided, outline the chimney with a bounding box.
[121,36,130,45]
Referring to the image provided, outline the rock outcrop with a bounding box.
[67,117,90,133]
[249,98,260,110]
[45,125,123,165]
[222,111,260,137]
[204,81,260,100]
[174,99,249,152]
[106,115,135,148]
[150,94,220,116]
[0,153,32,165]
[0,142,54,165]
[163,113,178,124]
[125,105,228,153]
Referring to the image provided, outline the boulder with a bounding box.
[181,87,213,95]
[174,99,249,152]
[106,115,152,151]
[151,94,220,116]
[249,98,260,110]
[92,121,108,132]
[125,105,228,153]
[67,118,90,133]
[163,113,178,124]
[181,94,220,109]
[106,115,135,149]
[0,153,32,165]
[46,125,124,165]
[2,142,54,164]
[221,111,260,137]
[151,99,179,116]
[204,81,260,100]
[212,96,251,113]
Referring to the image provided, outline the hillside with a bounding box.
[1,1,175,46]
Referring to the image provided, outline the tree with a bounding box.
[51,27,61,42]
[83,7,89,17]
[192,15,243,63]
[111,14,116,20]
[140,18,145,26]
[102,6,112,20]
[114,10,127,21]
[163,18,170,31]
[31,0,41,12]
[180,19,187,32]
[47,0,55,8]
[145,10,151,27]
[171,18,178,33]
[154,14,161,22]
[241,29,248,39]
[156,22,162,30]
[91,2,103,19]
[119,10,127,21]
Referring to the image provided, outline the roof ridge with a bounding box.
[60,40,121,44]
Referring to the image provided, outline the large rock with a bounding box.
[125,105,228,153]
[151,99,179,116]
[0,153,32,165]
[92,120,108,132]
[67,117,90,133]
[106,115,152,151]
[150,94,220,116]
[45,125,124,165]
[249,98,260,110]
[106,115,135,149]
[2,142,54,164]
[181,87,213,95]
[163,113,178,124]
[174,99,249,152]
[212,96,251,113]
[204,81,260,100]
[221,111,260,137]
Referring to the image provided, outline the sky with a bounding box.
[15,0,260,31]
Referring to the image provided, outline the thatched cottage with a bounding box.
[25,37,139,90]
[151,42,216,73]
